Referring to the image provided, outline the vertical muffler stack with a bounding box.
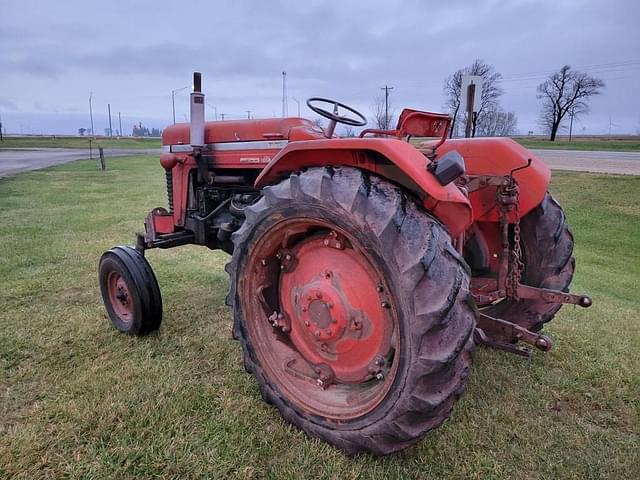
[190,72,210,183]
[190,72,205,148]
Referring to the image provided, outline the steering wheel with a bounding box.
[306,97,367,137]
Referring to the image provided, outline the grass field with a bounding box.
[0,136,160,150]
[514,135,640,152]
[1,156,638,479]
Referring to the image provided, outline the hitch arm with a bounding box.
[475,312,553,358]
[516,284,593,308]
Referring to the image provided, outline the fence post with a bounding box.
[99,147,106,171]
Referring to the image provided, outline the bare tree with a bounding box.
[443,59,504,137]
[537,65,604,141]
[476,108,518,137]
[341,125,357,137]
[372,94,395,130]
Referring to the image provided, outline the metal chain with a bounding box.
[497,177,524,300]
[507,181,524,300]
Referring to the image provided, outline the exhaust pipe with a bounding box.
[190,72,205,148]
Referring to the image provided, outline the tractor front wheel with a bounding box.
[226,167,475,455]
[98,246,163,336]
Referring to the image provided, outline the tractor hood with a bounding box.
[162,118,315,146]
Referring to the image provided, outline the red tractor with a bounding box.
[98,73,591,455]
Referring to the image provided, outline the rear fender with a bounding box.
[435,138,551,222]
[254,138,472,236]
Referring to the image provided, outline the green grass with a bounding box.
[514,136,640,152]
[0,156,638,479]
[0,136,160,150]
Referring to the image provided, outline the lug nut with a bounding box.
[381,301,390,308]
[323,240,330,246]
[304,320,310,326]
[376,285,384,293]
[375,372,384,380]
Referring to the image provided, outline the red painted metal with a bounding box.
[255,137,472,236]
[162,118,316,145]
[160,117,551,237]
[238,218,400,419]
[432,137,551,221]
[280,235,392,383]
[107,272,132,322]
[360,108,451,150]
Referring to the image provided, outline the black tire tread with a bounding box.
[99,246,162,336]
[226,167,475,455]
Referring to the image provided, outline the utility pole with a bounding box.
[0,112,3,141]
[220,113,226,121]
[206,102,217,121]
[172,90,176,124]
[568,107,575,142]
[246,110,252,119]
[292,97,300,117]
[107,103,113,137]
[118,111,123,137]
[608,116,613,136]
[282,71,288,117]
[380,85,394,129]
[89,93,95,137]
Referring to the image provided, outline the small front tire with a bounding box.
[98,246,163,336]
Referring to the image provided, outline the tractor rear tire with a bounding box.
[484,194,575,332]
[226,167,475,455]
[98,246,163,336]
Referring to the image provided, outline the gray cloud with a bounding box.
[0,0,638,134]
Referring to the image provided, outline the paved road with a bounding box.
[1,147,638,178]
[531,149,640,175]
[0,148,160,178]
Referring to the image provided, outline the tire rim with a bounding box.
[107,271,133,322]
[240,217,400,421]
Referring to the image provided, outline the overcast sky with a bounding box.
[1,0,638,136]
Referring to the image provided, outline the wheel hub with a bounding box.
[298,279,348,342]
[279,232,393,384]
[107,272,132,321]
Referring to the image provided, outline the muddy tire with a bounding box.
[226,167,475,455]
[484,194,575,332]
[98,246,163,336]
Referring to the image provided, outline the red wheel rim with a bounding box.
[240,217,400,420]
[107,271,133,322]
